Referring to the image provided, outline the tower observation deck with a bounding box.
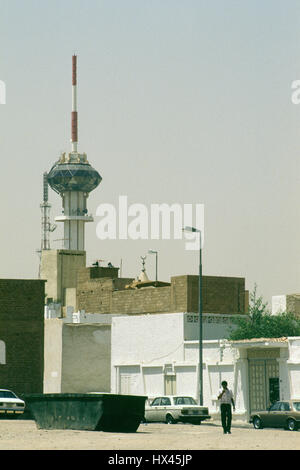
[47,55,102,251]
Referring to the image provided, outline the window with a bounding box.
[161,397,171,406]
[0,391,16,399]
[281,402,291,411]
[151,398,161,406]
[174,397,197,406]
[293,402,300,412]
[269,402,281,411]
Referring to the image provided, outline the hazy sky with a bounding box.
[1,0,300,306]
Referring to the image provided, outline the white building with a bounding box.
[111,313,300,422]
[44,318,112,393]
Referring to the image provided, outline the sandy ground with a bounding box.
[0,419,299,451]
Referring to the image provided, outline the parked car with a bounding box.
[144,395,210,425]
[0,389,25,417]
[250,400,300,431]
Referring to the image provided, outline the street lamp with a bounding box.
[148,249,158,282]
[182,226,203,406]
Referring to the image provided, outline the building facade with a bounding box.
[111,313,300,422]
[0,279,45,396]
[43,271,249,398]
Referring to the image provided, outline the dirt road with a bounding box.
[0,419,299,451]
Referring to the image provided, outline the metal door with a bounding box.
[249,359,279,413]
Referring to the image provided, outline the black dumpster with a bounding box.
[24,393,147,432]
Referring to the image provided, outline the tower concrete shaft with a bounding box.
[55,190,92,250]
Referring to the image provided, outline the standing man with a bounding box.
[218,380,235,434]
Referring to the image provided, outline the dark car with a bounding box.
[250,400,300,431]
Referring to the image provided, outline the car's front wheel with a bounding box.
[166,414,176,424]
[253,416,263,429]
[287,419,297,431]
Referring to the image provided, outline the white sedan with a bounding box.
[144,395,210,425]
[0,389,25,417]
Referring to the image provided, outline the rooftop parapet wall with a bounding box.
[77,266,119,284]
[111,286,171,314]
[183,275,246,314]
[77,269,246,316]
[77,267,134,314]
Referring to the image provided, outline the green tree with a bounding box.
[228,284,300,340]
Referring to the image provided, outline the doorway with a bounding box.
[164,374,176,395]
[248,358,279,412]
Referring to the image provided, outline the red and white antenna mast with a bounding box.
[71,54,78,152]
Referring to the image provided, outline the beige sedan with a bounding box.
[144,395,210,425]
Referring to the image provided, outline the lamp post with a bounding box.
[148,249,158,282]
[183,226,203,406]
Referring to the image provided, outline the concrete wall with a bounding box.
[40,249,86,306]
[61,323,111,393]
[111,312,239,414]
[43,319,63,393]
[287,337,300,399]
[111,313,184,369]
[184,313,237,340]
[0,279,45,395]
[111,313,238,407]
[44,319,111,393]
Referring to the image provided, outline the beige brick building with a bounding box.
[76,266,247,316]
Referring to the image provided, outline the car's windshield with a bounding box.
[293,402,300,411]
[174,397,197,405]
[0,391,16,399]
